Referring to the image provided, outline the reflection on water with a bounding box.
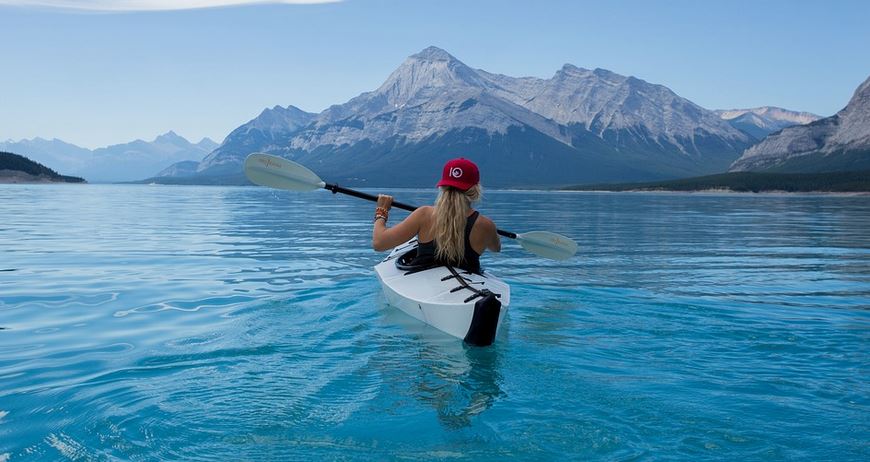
[377,306,505,430]
[413,333,503,429]
[1,185,868,460]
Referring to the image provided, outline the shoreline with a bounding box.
[2,182,867,196]
[554,188,870,196]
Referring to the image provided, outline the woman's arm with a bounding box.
[482,216,501,253]
[372,195,425,251]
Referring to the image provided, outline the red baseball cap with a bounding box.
[436,158,480,191]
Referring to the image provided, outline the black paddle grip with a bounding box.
[324,183,417,212]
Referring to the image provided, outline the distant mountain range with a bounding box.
[157,46,770,187]
[9,46,859,187]
[0,132,218,183]
[730,76,870,173]
[715,107,821,140]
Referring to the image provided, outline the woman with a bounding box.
[372,158,500,274]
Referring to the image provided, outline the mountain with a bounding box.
[477,64,751,177]
[195,105,316,176]
[730,76,870,173]
[87,131,217,182]
[163,46,753,187]
[155,160,200,178]
[715,107,822,139]
[0,132,218,182]
[196,137,220,152]
[0,151,85,184]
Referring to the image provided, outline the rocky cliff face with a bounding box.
[730,77,870,172]
[483,65,747,149]
[196,105,317,176]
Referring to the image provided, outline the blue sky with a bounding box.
[1,0,868,148]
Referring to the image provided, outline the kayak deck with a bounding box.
[374,239,510,344]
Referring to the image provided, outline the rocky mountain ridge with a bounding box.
[730,76,870,172]
[182,46,756,187]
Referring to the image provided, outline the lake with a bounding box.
[1,184,868,461]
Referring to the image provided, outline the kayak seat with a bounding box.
[396,246,485,276]
[396,248,439,275]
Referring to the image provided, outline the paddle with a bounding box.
[244,153,578,260]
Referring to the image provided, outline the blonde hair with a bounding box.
[433,184,482,264]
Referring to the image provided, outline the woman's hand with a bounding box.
[377,194,393,211]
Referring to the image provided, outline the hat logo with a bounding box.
[450,167,463,178]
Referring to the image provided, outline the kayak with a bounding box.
[241,154,575,343]
[374,239,511,346]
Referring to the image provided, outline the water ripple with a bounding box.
[0,186,868,460]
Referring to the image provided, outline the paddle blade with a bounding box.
[244,153,326,192]
[515,231,578,260]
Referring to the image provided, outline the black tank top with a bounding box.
[415,211,482,274]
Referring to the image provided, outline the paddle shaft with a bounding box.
[323,183,518,239]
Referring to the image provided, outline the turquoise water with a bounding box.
[1,184,868,461]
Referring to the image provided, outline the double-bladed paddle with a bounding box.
[243,153,578,260]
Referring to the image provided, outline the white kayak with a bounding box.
[374,239,511,346]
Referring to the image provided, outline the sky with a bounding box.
[1,0,868,149]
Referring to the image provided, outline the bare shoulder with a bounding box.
[476,214,497,233]
[412,205,434,220]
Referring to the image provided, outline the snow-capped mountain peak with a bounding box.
[411,45,458,62]
[373,46,490,107]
